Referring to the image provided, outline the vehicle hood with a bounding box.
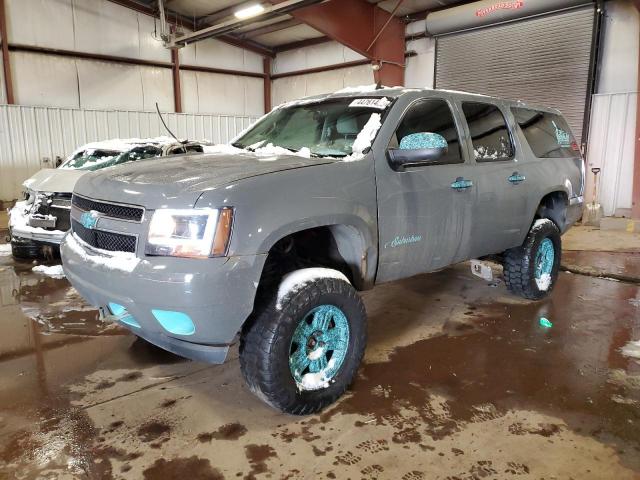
[23,168,87,194]
[74,152,338,208]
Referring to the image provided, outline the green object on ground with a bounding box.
[539,317,553,328]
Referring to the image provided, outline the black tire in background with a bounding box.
[240,271,367,415]
[11,238,42,259]
[503,218,561,300]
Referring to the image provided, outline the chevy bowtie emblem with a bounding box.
[80,210,100,230]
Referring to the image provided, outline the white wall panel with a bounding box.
[305,70,345,97]
[586,92,637,216]
[11,52,79,108]
[181,38,263,74]
[178,71,263,116]
[244,78,265,116]
[73,0,140,58]
[196,71,247,115]
[180,70,200,114]
[6,0,75,50]
[137,13,171,63]
[0,105,259,201]
[140,66,173,112]
[405,37,435,88]
[77,60,143,111]
[272,64,373,106]
[597,0,640,94]
[342,64,374,87]
[271,76,307,107]
[272,41,365,74]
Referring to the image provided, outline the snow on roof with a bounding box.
[71,136,180,156]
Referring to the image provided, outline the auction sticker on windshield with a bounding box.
[349,98,391,109]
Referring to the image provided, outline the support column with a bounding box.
[270,0,405,86]
[632,1,640,219]
[263,57,272,113]
[0,0,14,104]
[171,48,182,113]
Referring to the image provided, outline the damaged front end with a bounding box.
[9,190,71,257]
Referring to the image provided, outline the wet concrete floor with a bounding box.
[0,238,639,479]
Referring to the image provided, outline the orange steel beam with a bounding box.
[270,0,405,86]
[0,0,14,104]
[632,2,640,219]
[263,57,272,113]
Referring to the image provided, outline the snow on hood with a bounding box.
[23,168,88,194]
[202,143,311,160]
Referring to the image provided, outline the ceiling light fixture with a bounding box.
[234,3,266,19]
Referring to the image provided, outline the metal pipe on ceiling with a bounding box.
[166,0,323,48]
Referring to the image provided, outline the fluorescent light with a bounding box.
[234,3,265,19]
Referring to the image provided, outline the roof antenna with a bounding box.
[155,102,187,154]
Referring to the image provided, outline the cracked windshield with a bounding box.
[233,98,389,158]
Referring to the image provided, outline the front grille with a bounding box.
[72,195,144,222]
[72,219,137,253]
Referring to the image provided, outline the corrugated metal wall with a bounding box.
[0,105,258,201]
[435,6,595,143]
[586,92,637,216]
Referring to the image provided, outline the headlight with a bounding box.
[145,207,233,258]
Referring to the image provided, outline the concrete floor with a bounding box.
[0,226,639,480]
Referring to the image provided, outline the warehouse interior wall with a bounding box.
[271,42,373,106]
[405,20,435,89]
[3,0,264,116]
[586,0,640,216]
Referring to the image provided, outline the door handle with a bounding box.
[451,177,473,190]
[508,172,526,184]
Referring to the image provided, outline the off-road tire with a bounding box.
[503,219,561,300]
[240,272,367,415]
[11,239,41,259]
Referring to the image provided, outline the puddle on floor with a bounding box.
[0,249,639,479]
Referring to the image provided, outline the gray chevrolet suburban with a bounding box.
[60,87,584,414]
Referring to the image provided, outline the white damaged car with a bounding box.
[9,137,207,258]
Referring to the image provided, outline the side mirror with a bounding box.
[387,132,448,171]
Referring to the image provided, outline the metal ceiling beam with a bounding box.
[274,35,331,53]
[167,0,321,48]
[104,0,274,57]
[239,18,303,39]
[270,0,406,86]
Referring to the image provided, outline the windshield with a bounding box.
[59,149,122,170]
[59,146,162,171]
[233,98,391,157]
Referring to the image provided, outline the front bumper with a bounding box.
[60,232,266,363]
[10,225,66,245]
[8,202,66,245]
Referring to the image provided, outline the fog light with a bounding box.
[109,302,141,328]
[152,309,195,336]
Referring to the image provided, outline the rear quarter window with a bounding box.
[512,108,580,158]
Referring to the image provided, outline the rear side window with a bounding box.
[390,98,463,164]
[512,108,579,158]
[462,102,514,162]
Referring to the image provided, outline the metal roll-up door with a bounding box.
[435,5,596,143]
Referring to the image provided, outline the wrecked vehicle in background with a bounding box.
[8,137,207,258]
[61,86,584,414]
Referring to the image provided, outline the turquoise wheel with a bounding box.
[240,269,367,414]
[289,305,350,391]
[534,237,555,286]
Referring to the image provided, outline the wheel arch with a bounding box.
[256,218,377,293]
